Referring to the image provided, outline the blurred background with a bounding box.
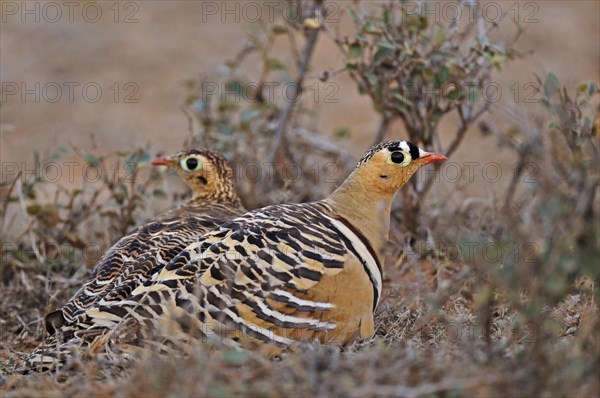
[1,1,598,194]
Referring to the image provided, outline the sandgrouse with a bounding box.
[87,140,446,355]
[23,148,244,370]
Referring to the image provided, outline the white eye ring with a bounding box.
[387,151,411,167]
[180,155,202,172]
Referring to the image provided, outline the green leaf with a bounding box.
[363,21,383,35]
[117,180,129,198]
[394,93,411,106]
[26,204,41,215]
[218,100,239,113]
[376,39,396,49]
[224,59,237,69]
[577,83,588,94]
[84,154,100,167]
[367,73,378,86]
[405,15,427,31]
[125,161,137,175]
[286,5,300,23]
[374,47,393,64]
[448,63,467,78]
[446,86,461,101]
[152,188,167,199]
[241,108,261,123]
[267,58,285,70]
[137,151,151,164]
[50,148,65,161]
[382,8,390,27]
[348,42,362,60]
[467,87,479,103]
[403,39,413,55]
[226,80,245,96]
[489,54,507,64]
[222,349,249,365]
[334,127,350,139]
[423,68,435,81]
[543,73,560,97]
[475,35,490,48]
[431,22,446,47]
[540,98,551,109]
[435,65,450,85]
[349,8,359,24]
[271,25,286,35]
[490,44,506,54]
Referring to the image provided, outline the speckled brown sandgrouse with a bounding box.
[86,140,446,355]
[22,148,244,371]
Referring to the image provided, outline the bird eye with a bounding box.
[180,156,202,172]
[388,151,411,166]
[391,152,404,164]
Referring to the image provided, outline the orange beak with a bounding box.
[418,152,447,164]
[150,155,173,166]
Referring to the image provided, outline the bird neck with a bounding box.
[190,195,242,208]
[324,172,393,264]
[190,180,242,207]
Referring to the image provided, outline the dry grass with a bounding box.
[1,226,597,397]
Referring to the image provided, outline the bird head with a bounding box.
[351,140,447,197]
[151,148,238,203]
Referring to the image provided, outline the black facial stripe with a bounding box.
[407,142,420,160]
[356,140,421,169]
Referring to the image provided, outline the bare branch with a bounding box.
[372,112,393,146]
[264,25,321,175]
